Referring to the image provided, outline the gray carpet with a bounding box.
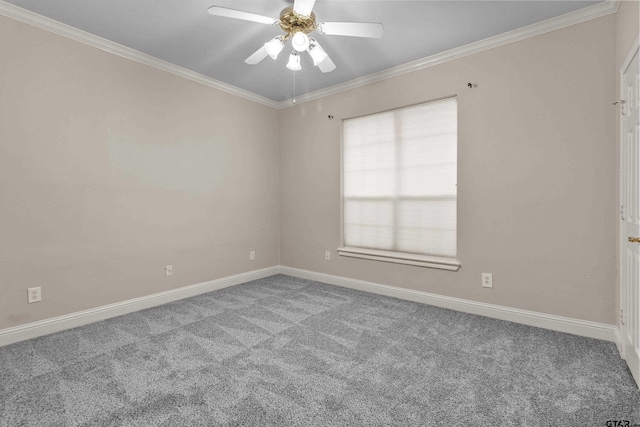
[1,274,638,426]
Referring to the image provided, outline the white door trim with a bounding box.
[619,36,640,388]
[621,37,640,76]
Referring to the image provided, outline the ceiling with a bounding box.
[3,0,605,103]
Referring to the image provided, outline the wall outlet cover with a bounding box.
[482,273,493,288]
[28,286,42,303]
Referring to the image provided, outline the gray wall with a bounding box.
[1,6,633,332]
[0,15,280,330]
[279,14,618,324]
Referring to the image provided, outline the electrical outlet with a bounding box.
[250,251,255,261]
[325,251,331,261]
[28,287,42,303]
[482,273,493,288]
[165,265,173,277]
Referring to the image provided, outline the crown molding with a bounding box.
[0,0,620,110]
[277,0,620,108]
[0,0,280,109]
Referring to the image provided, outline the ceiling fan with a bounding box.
[208,0,384,73]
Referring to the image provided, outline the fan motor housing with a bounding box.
[279,7,316,35]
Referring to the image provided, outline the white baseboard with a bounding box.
[279,266,620,345]
[0,265,621,350]
[0,266,279,347]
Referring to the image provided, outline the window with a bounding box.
[339,97,459,270]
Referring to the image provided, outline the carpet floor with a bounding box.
[1,274,638,426]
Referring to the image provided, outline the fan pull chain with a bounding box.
[292,70,296,104]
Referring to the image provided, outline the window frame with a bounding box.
[338,97,461,271]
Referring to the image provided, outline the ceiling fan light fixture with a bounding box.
[291,31,310,52]
[308,38,328,66]
[264,36,285,59]
[286,51,302,70]
[209,4,385,76]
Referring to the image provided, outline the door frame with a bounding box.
[618,36,639,388]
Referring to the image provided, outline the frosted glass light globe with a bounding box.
[286,51,301,70]
[291,32,310,52]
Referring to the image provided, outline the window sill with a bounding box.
[337,247,461,271]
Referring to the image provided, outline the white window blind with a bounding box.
[342,97,457,260]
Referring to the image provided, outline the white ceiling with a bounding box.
[3,0,604,102]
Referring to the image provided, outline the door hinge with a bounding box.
[621,309,625,325]
[613,100,626,115]
[621,205,626,221]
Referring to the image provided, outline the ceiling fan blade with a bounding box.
[207,6,277,25]
[245,46,269,64]
[293,0,316,17]
[317,55,336,73]
[319,22,384,38]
